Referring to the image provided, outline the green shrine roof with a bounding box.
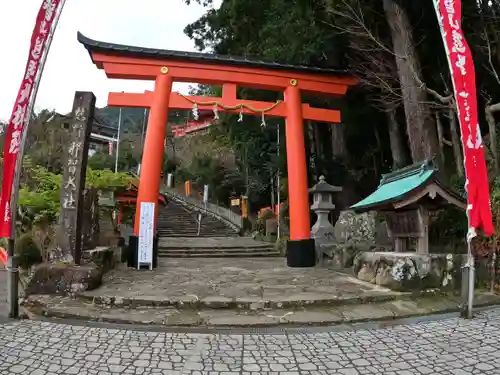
[350,159,463,212]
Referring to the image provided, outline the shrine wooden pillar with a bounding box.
[284,81,315,267]
[130,67,172,266]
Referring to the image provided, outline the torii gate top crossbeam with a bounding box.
[77,32,357,95]
[108,90,342,123]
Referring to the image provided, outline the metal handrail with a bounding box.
[162,187,243,232]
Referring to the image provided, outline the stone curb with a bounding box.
[77,292,406,310]
[78,287,457,310]
[22,300,500,328]
[22,293,500,328]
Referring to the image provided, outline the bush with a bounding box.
[15,233,42,269]
[242,217,253,234]
[274,236,289,256]
[253,210,275,234]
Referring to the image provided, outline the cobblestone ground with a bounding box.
[2,309,500,374]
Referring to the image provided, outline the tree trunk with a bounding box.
[331,123,348,159]
[385,108,407,169]
[448,106,464,177]
[314,124,323,160]
[307,121,318,181]
[485,102,500,175]
[435,111,446,166]
[373,125,382,177]
[383,0,441,166]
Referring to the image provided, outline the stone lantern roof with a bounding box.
[309,175,343,194]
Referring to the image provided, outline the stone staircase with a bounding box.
[157,200,238,238]
[157,190,279,258]
[157,237,281,258]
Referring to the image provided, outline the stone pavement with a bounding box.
[3,308,500,374]
[83,258,398,302]
[23,257,406,326]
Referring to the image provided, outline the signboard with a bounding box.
[138,202,155,270]
[58,92,95,264]
[203,184,209,203]
[385,211,421,237]
[231,199,240,206]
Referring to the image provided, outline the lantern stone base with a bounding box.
[127,235,159,269]
[286,238,316,268]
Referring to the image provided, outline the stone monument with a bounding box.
[57,92,96,264]
[309,175,342,264]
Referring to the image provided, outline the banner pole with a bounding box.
[432,0,479,319]
[7,0,67,318]
[114,107,122,173]
[277,122,280,240]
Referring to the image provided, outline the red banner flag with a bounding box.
[434,0,494,238]
[0,0,63,237]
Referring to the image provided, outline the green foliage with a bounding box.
[15,233,42,269]
[17,157,133,232]
[274,235,289,256]
[87,152,115,170]
[253,209,275,234]
[176,154,244,205]
[85,168,133,191]
[475,178,500,256]
[18,161,61,226]
[182,0,383,212]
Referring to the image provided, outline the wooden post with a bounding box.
[58,92,95,264]
[395,238,407,253]
[417,206,429,254]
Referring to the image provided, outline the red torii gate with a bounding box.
[78,32,357,267]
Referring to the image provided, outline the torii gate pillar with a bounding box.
[133,69,172,246]
[284,83,315,267]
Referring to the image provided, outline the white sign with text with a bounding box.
[138,202,155,269]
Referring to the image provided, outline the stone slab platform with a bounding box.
[78,258,400,309]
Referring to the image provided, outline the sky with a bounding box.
[0,0,221,122]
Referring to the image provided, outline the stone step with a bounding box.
[158,237,273,248]
[156,200,238,237]
[158,221,231,227]
[158,251,282,258]
[157,243,272,250]
[158,247,277,253]
[159,234,239,238]
[23,293,500,328]
[158,232,239,237]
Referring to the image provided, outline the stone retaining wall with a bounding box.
[353,251,495,292]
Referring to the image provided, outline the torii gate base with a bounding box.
[78,32,356,268]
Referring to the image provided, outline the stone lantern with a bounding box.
[309,176,342,262]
